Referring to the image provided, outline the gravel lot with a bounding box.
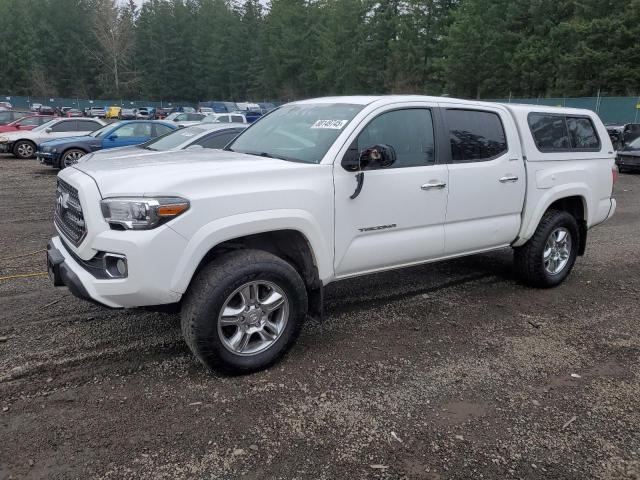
[1,155,639,480]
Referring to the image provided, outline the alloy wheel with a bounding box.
[217,280,289,356]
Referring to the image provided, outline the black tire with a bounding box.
[60,149,86,169]
[12,140,36,159]
[514,209,579,288]
[181,249,308,374]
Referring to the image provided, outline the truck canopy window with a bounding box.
[528,113,601,152]
[446,109,508,162]
[566,117,600,150]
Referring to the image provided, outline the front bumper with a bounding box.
[0,142,14,153]
[37,151,59,166]
[47,229,186,308]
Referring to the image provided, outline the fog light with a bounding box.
[104,253,128,278]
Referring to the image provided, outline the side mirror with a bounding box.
[45,127,52,133]
[343,144,397,171]
[107,134,118,141]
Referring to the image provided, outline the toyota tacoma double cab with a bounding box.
[47,96,617,373]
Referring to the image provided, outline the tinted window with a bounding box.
[231,116,244,123]
[356,109,435,168]
[51,121,77,132]
[446,109,507,162]
[17,117,42,126]
[216,115,230,123]
[142,126,206,151]
[528,114,571,150]
[154,124,173,137]
[195,131,241,149]
[115,123,152,137]
[187,113,205,121]
[566,117,600,149]
[77,120,102,132]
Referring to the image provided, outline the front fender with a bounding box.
[169,209,333,294]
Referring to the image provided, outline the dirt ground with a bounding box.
[0,155,638,480]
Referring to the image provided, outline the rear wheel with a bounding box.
[514,209,579,288]
[61,149,86,168]
[181,249,307,374]
[13,140,36,159]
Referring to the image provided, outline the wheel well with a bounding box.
[62,146,88,155]
[193,230,323,317]
[547,196,587,255]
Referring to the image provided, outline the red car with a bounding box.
[0,115,57,133]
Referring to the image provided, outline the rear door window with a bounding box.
[446,109,508,162]
[51,120,77,132]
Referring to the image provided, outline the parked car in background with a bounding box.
[616,136,640,172]
[136,107,155,119]
[39,106,56,115]
[170,106,196,114]
[258,102,276,114]
[72,124,248,165]
[165,112,206,127]
[198,107,214,115]
[59,107,73,115]
[66,109,84,117]
[37,120,177,168]
[0,101,13,110]
[201,113,247,124]
[155,107,171,119]
[239,110,262,123]
[606,123,640,151]
[106,106,122,119]
[88,107,106,118]
[0,110,31,126]
[30,103,42,112]
[0,117,105,159]
[0,115,57,133]
[119,108,137,119]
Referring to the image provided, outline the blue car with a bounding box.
[37,120,177,168]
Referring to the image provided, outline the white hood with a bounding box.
[71,148,317,198]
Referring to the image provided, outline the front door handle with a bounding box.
[499,175,519,183]
[421,181,447,190]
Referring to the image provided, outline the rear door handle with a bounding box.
[421,181,447,190]
[499,175,519,183]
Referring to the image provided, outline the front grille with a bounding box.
[54,178,86,246]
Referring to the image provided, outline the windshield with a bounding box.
[91,122,121,138]
[227,103,363,163]
[142,125,207,151]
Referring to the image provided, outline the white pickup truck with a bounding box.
[47,96,617,373]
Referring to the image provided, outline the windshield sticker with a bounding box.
[311,119,348,130]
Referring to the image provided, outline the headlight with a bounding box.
[0,136,8,143]
[100,197,190,230]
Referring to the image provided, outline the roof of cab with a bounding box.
[292,95,598,115]
[292,95,504,108]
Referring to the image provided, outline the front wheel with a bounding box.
[181,249,308,374]
[61,149,86,168]
[514,209,579,288]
